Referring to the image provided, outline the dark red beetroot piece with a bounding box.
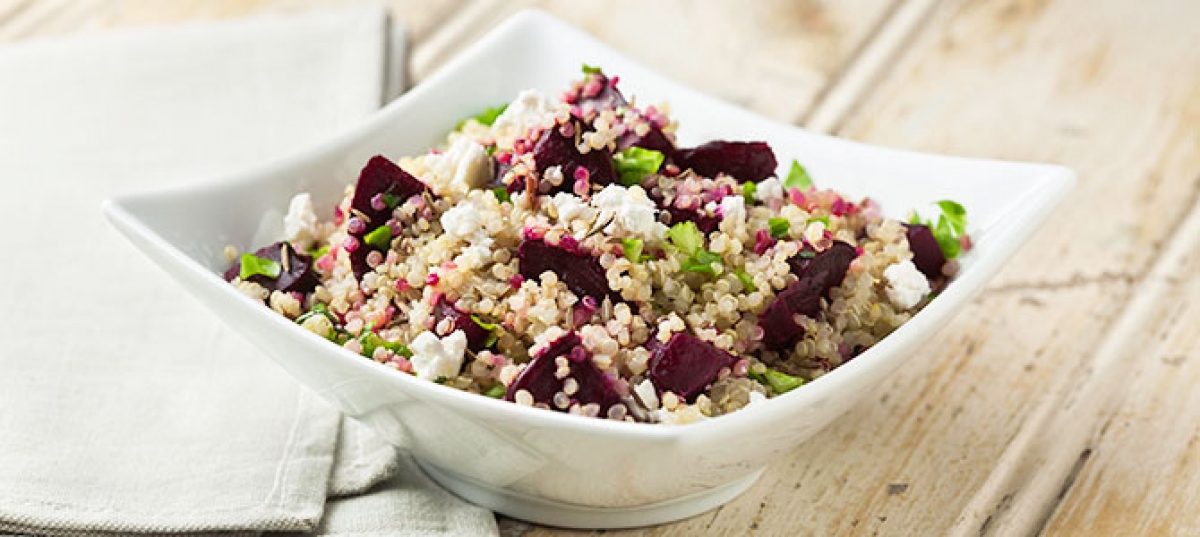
[759,241,857,351]
[531,123,618,193]
[648,332,737,402]
[616,123,676,156]
[572,71,628,115]
[224,241,318,295]
[518,239,621,304]
[348,155,429,277]
[664,205,720,234]
[674,141,777,183]
[505,331,622,412]
[433,296,492,352]
[903,223,946,280]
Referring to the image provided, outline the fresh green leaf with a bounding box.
[734,268,757,292]
[909,212,923,225]
[434,376,449,385]
[381,192,401,209]
[934,215,961,258]
[238,253,281,280]
[381,340,412,357]
[622,238,645,263]
[784,159,814,190]
[364,225,393,250]
[936,199,967,234]
[295,303,336,326]
[667,221,704,256]
[471,314,497,332]
[484,385,507,398]
[749,367,805,394]
[806,216,830,227]
[454,104,509,131]
[680,249,722,276]
[768,217,790,239]
[613,147,665,186]
[742,181,758,200]
[492,187,511,204]
[485,144,497,156]
[582,63,603,75]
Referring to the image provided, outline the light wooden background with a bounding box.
[4,0,1197,535]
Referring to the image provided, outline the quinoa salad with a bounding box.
[224,65,971,424]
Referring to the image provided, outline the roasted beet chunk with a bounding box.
[531,123,618,192]
[616,124,676,156]
[664,205,720,233]
[572,71,627,114]
[519,239,621,304]
[505,331,621,412]
[648,333,737,402]
[674,141,777,183]
[348,155,428,277]
[788,241,857,290]
[433,296,492,352]
[760,242,858,350]
[904,223,946,280]
[758,278,825,351]
[223,241,318,295]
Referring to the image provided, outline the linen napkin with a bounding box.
[0,7,496,536]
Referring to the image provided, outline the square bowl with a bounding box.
[104,9,1075,529]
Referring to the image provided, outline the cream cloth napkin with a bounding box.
[0,7,496,536]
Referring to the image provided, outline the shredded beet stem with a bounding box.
[348,155,429,277]
[648,332,738,402]
[518,239,622,305]
[674,140,778,183]
[223,241,317,295]
[903,223,947,280]
[505,331,621,411]
[759,241,857,350]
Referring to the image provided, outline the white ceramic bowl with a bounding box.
[104,9,1075,529]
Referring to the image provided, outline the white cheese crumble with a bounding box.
[718,195,747,233]
[883,260,931,310]
[409,330,467,382]
[755,177,784,203]
[491,89,557,146]
[424,137,490,196]
[440,195,492,245]
[590,184,668,241]
[283,193,321,250]
[551,191,593,223]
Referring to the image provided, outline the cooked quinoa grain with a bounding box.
[224,65,970,424]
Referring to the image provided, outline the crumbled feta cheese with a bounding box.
[590,184,668,241]
[491,89,557,145]
[440,196,492,245]
[409,330,467,382]
[755,177,784,202]
[283,193,321,250]
[424,137,490,196]
[719,195,747,230]
[551,192,593,223]
[746,391,767,407]
[884,260,931,310]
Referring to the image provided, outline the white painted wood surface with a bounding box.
[4,0,1198,534]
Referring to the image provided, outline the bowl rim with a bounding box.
[104,8,1076,442]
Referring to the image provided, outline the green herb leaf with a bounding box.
[295,302,337,326]
[622,238,645,263]
[238,253,281,280]
[613,147,665,186]
[749,367,805,395]
[911,200,969,259]
[806,216,830,227]
[492,187,511,204]
[680,249,722,276]
[768,217,790,239]
[934,215,961,259]
[434,376,449,385]
[381,192,401,209]
[936,199,967,235]
[471,314,497,332]
[456,103,509,131]
[784,159,814,190]
[742,181,758,200]
[798,249,816,259]
[309,244,330,260]
[667,221,704,256]
[484,385,507,398]
[582,63,603,75]
[485,144,497,156]
[734,268,757,292]
[364,225,393,250]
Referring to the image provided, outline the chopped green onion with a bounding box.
[622,238,645,263]
[768,217,790,239]
[238,253,281,280]
[742,181,758,200]
[484,385,506,398]
[784,159,813,190]
[734,268,757,292]
[471,314,497,331]
[492,187,511,204]
[364,225,393,250]
[582,63,603,75]
[749,368,805,394]
[309,244,330,260]
[667,221,704,256]
[613,147,665,186]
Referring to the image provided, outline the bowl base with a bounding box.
[416,459,764,529]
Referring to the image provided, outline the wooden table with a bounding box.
[6,0,1197,534]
